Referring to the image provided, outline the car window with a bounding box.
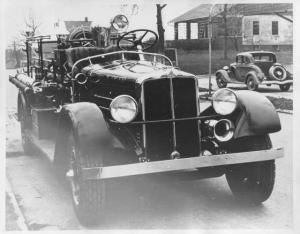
[252,54,274,62]
[244,56,250,64]
[237,56,243,63]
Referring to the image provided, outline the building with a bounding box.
[169,3,293,50]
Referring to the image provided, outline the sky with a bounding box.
[3,0,203,45]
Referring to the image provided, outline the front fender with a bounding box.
[234,91,281,138]
[54,102,116,156]
[215,69,232,82]
[201,90,281,139]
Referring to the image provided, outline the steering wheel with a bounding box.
[117,29,158,51]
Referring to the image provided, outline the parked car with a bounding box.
[215,51,293,91]
[9,15,283,226]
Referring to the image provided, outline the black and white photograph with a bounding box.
[1,0,299,232]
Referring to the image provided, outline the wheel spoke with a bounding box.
[140,31,148,40]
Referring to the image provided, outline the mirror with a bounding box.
[111,15,129,32]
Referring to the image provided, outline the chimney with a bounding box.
[85,17,88,22]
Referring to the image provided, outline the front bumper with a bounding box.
[262,80,293,85]
[81,148,283,180]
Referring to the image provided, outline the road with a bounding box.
[196,75,293,100]
[5,70,293,230]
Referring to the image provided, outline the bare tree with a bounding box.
[9,11,41,68]
[156,4,166,53]
[21,10,42,37]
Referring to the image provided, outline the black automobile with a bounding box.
[216,51,293,91]
[9,15,283,226]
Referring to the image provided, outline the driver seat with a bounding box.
[65,45,119,69]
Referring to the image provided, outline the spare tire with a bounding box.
[69,26,93,40]
[269,65,287,81]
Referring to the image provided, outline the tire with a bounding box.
[279,84,291,92]
[216,73,227,88]
[246,76,258,91]
[225,135,275,204]
[269,65,287,81]
[55,130,105,226]
[19,101,36,155]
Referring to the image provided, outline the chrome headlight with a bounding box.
[110,95,138,123]
[212,88,237,115]
[223,66,229,70]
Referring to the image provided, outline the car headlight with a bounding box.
[110,95,138,123]
[212,88,237,115]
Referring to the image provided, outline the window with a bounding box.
[236,56,243,63]
[190,23,198,39]
[253,21,259,35]
[272,21,278,35]
[244,56,250,64]
[178,23,186,39]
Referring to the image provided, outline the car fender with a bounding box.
[17,90,30,121]
[234,91,281,138]
[215,69,232,82]
[245,71,260,84]
[54,102,116,157]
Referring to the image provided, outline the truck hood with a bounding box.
[81,61,195,85]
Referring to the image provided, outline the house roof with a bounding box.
[169,3,293,23]
[64,21,92,32]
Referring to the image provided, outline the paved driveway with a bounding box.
[197,74,293,100]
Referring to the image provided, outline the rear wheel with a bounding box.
[246,76,258,91]
[225,135,275,204]
[279,84,291,92]
[216,73,227,88]
[19,101,35,154]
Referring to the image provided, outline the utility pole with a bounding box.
[223,4,228,59]
[208,5,214,96]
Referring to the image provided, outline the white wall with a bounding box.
[242,14,293,45]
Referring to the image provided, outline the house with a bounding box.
[168,3,293,50]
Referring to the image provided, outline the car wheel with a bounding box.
[246,76,258,91]
[65,132,106,226]
[279,84,291,92]
[225,135,275,204]
[269,65,287,81]
[19,101,36,155]
[216,73,227,88]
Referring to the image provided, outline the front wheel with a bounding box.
[279,84,291,92]
[225,135,275,204]
[56,131,106,226]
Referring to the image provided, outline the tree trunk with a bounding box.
[156,4,166,53]
[223,4,228,59]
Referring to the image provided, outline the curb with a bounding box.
[6,178,29,231]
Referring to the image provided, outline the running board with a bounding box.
[81,148,283,180]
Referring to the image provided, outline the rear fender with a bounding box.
[246,71,260,84]
[54,102,117,157]
[17,91,29,121]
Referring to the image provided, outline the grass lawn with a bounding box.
[177,49,293,75]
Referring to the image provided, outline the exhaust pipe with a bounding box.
[206,119,235,142]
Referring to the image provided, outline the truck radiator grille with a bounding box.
[143,77,200,161]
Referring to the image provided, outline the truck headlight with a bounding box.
[212,88,237,115]
[110,95,138,123]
